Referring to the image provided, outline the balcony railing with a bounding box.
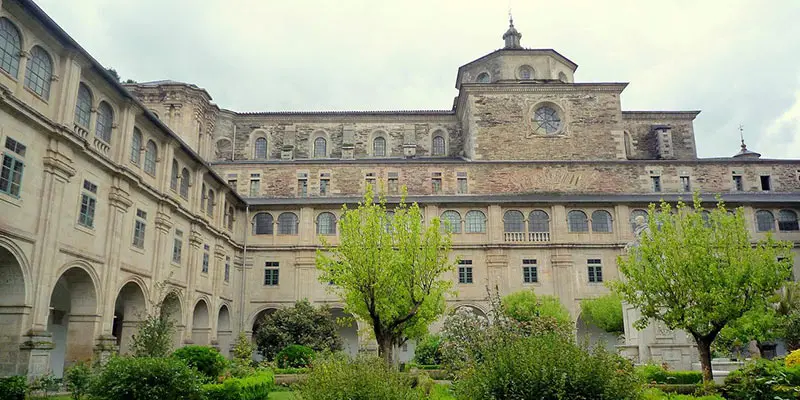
[73,123,89,140]
[504,231,550,242]
[93,137,110,156]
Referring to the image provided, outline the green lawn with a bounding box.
[269,391,297,400]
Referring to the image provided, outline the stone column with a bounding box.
[100,182,133,335]
[550,253,576,317]
[550,205,567,243]
[184,229,204,344]
[151,210,173,283]
[55,51,83,128]
[299,207,314,246]
[487,204,503,244]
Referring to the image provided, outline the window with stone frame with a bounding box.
[522,259,538,283]
[179,168,190,199]
[528,210,549,233]
[0,18,22,78]
[313,137,327,158]
[432,135,445,156]
[387,172,399,195]
[755,210,775,232]
[732,175,744,191]
[588,259,603,283]
[680,176,691,192]
[1,137,25,197]
[651,176,662,193]
[316,212,337,235]
[170,160,179,191]
[320,172,330,196]
[591,210,613,233]
[431,172,442,194]
[224,256,231,282]
[277,212,299,235]
[254,137,267,159]
[778,210,799,231]
[132,209,147,248]
[206,189,215,217]
[74,83,93,128]
[503,210,524,233]
[172,229,183,264]
[202,244,210,273]
[458,259,473,284]
[227,206,235,230]
[24,46,53,99]
[373,136,386,157]
[95,101,114,143]
[249,175,260,197]
[144,140,157,176]
[130,128,142,165]
[456,172,468,194]
[440,210,462,234]
[78,180,98,228]
[567,210,589,232]
[253,212,273,235]
[297,172,308,197]
[465,210,486,233]
[264,262,279,285]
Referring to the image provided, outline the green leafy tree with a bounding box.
[232,331,255,363]
[131,285,179,358]
[502,290,571,325]
[580,293,625,334]
[254,299,342,360]
[316,186,454,364]
[64,361,93,399]
[716,307,784,359]
[612,197,792,382]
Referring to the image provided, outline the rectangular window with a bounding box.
[320,173,330,196]
[760,175,771,191]
[224,256,231,282]
[588,259,603,283]
[680,176,691,192]
[387,172,399,195]
[457,172,468,194]
[458,259,473,284]
[5,137,27,156]
[651,176,661,193]
[202,244,210,274]
[78,180,98,228]
[733,175,743,191]
[0,154,24,197]
[432,172,442,194]
[249,178,260,197]
[297,173,308,197]
[365,172,376,190]
[227,179,237,188]
[264,261,280,286]
[172,229,183,264]
[522,259,538,283]
[132,209,147,248]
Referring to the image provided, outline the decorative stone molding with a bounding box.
[43,146,76,181]
[189,230,204,248]
[155,211,173,233]
[213,244,226,259]
[109,186,133,211]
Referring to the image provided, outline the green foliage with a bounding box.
[275,345,315,368]
[298,353,423,400]
[642,388,724,400]
[172,345,227,381]
[788,349,800,368]
[202,370,274,400]
[451,333,642,400]
[29,373,61,398]
[503,290,571,325]
[722,358,800,400]
[232,332,255,363]
[613,197,793,381]
[88,356,205,400]
[316,186,454,363]
[254,299,342,360]
[636,364,703,385]
[130,309,174,358]
[0,376,27,400]
[581,293,625,333]
[785,311,800,351]
[64,361,93,399]
[413,334,443,366]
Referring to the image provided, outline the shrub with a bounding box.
[64,361,93,399]
[580,293,625,333]
[275,344,315,368]
[254,299,342,360]
[787,349,800,368]
[89,356,205,400]
[0,376,27,400]
[452,334,642,400]
[298,353,423,400]
[642,388,724,400]
[723,358,800,400]
[502,290,571,325]
[172,345,227,381]
[637,364,703,385]
[203,370,274,400]
[413,334,442,366]
[232,332,255,363]
[131,311,174,358]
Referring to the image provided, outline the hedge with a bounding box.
[637,364,703,385]
[203,370,275,400]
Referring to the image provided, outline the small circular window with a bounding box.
[518,65,534,80]
[532,105,562,134]
[476,72,490,83]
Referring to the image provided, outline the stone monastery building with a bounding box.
[1,0,799,377]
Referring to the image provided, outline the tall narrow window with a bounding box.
[365,172,376,189]
[172,229,183,264]
[320,173,330,196]
[760,175,771,191]
[297,173,308,197]
[591,210,613,233]
[373,137,386,157]
[224,256,231,282]
[567,210,589,232]
[24,46,53,99]
[170,160,179,191]
[0,18,22,78]
[227,206,234,230]
[144,140,157,175]
[431,172,442,194]
[503,210,524,233]
[1,137,25,197]
[313,137,327,158]
[179,168,190,199]
[732,175,744,191]
[588,259,603,283]
[95,102,114,143]
[249,174,260,197]
[387,172,398,195]
[651,176,662,193]
[441,210,462,234]
[202,244,210,273]
[680,176,691,192]
[130,128,142,165]
[522,259,538,283]
[74,83,93,128]
[264,261,280,285]
[456,172,468,194]
[132,209,147,248]
[778,210,799,231]
[77,180,98,228]
[755,210,775,232]
[206,189,215,217]
[316,212,337,235]
[277,212,299,235]
[254,137,267,159]
[458,260,473,284]
[432,135,445,156]
[252,212,273,235]
[465,210,486,233]
[200,183,207,210]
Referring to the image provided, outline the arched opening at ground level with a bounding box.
[191,299,211,345]
[160,292,183,349]
[251,308,277,361]
[576,314,621,354]
[111,281,147,355]
[217,305,232,357]
[48,266,98,378]
[330,308,358,357]
[0,245,28,376]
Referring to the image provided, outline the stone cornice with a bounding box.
[108,186,134,211]
[622,111,702,121]
[232,110,455,123]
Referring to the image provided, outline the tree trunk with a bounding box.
[694,336,714,383]
[376,332,394,365]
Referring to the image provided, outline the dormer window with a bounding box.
[476,72,490,83]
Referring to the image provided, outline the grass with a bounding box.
[264,383,455,400]
[268,391,297,400]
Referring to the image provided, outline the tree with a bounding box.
[106,67,120,82]
[502,290,571,325]
[254,299,342,360]
[131,284,179,358]
[612,197,792,382]
[580,293,625,334]
[316,186,454,364]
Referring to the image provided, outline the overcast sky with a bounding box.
[35,0,800,159]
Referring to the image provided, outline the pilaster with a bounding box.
[299,206,314,246]
[55,51,83,128]
[151,209,173,282]
[183,227,204,341]
[294,253,317,301]
[487,204,503,244]
[485,250,508,294]
[100,182,133,334]
[550,252,576,316]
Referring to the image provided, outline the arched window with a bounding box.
[755,210,774,232]
[568,210,589,232]
[373,137,386,157]
[0,18,22,78]
[476,72,490,83]
[519,65,534,80]
[252,212,273,235]
[144,140,157,175]
[254,137,267,159]
[503,210,524,233]
[206,189,215,217]
[74,83,92,128]
[170,160,179,190]
[630,209,648,232]
[179,168,190,199]
[313,137,327,158]
[591,210,613,233]
[778,210,799,231]
[278,212,299,235]
[200,183,207,210]
[432,135,445,156]
[316,212,337,235]
[95,101,114,143]
[528,210,549,232]
[465,210,486,233]
[24,46,52,99]
[558,71,568,82]
[227,206,235,230]
[130,128,142,165]
[440,210,462,234]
